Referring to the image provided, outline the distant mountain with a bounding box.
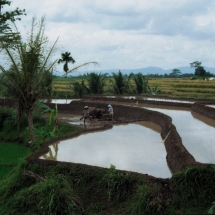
[54,66,215,77]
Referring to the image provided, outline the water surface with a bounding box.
[144,107,215,164]
[41,122,172,178]
[104,96,194,103]
[40,99,80,104]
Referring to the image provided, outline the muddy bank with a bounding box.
[191,103,215,120]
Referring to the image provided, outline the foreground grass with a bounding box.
[0,108,81,180]
[0,142,31,180]
[0,162,215,214]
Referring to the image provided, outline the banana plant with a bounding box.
[35,102,58,139]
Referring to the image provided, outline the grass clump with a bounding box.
[0,142,31,179]
[100,164,135,203]
[168,166,215,214]
[0,163,84,215]
[131,182,169,215]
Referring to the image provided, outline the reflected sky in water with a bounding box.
[145,107,215,164]
[39,99,80,104]
[207,105,215,108]
[41,122,172,178]
[104,96,194,103]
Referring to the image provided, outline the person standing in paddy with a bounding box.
[80,106,90,124]
[107,104,114,121]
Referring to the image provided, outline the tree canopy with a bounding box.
[0,16,58,145]
[0,0,26,48]
[190,61,206,77]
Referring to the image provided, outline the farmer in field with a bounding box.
[80,106,90,124]
[107,104,114,121]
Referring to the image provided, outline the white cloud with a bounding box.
[3,0,215,71]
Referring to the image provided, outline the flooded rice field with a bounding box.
[41,122,172,178]
[41,98,215,178]
[144,107,215,164]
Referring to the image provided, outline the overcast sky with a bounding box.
[6,0,215,72]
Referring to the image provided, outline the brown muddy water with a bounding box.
[144,107,215,164]
[41,121,172,178]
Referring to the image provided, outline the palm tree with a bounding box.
[84,72,107,94]
[0,16,58,146]
[147,85,160,95]
[109,70,131,94]
[72,79,87,98]
[58,52,75,103]
[131,73,149,94]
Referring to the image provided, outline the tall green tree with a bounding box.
[109,70,130,94]
[131,73,149,94]
[72,79,87,98]
[58,52,75,103]
[84,72,107,94]
[0,0,26,48]
[0,16,58,146]
[190,61,206,77]
[170,69,181,77]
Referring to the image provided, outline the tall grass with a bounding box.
[100,165,135,202]
[168,166,215,214]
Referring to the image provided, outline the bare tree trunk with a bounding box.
[27,109,35,146]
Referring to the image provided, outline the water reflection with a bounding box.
[207,105,215,108]
[39,99,81,104]
[144,97,193,103]
[145,107,215,164]
[104,96,194,103]
[42,142,59,160]
[41,123,171,178]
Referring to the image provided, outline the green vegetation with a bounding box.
[131,72,149,94]
[0,105,83,213]
[0,162,215,214]
[0,0,26,47]
[1,3,215,214]
[51,75,215,99]
[0,142,30,180]
[169,166,215,214]
[0,16,58,145]
[58,52,76,103]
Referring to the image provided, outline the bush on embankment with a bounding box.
[1,162,215,214]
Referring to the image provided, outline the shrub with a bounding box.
[131,183,166,215]
[2,173,84,215]
[0,107,16,129]
[169,166,215,214]
[100,164,134,202]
